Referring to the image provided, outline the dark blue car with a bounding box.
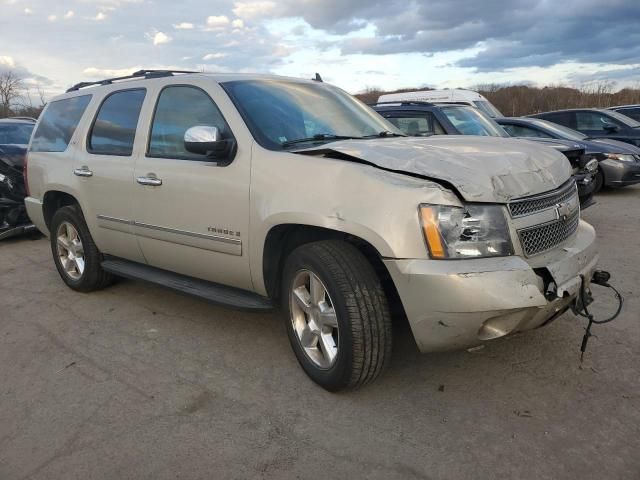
[496,116,640,192]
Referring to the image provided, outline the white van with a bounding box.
[377,89,503,118]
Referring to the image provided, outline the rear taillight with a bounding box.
[23,152,30,196]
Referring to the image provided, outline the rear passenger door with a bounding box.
[132,81,253,291]
[75,88,147,262]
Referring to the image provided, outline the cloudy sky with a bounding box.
[1,0,639,99]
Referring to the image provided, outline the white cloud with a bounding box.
[231,18,244,29]
[0,56,17,69]
[202,53,228,60]
[23,7,32,14]
[47,14,57,22]
[83,67,141,78]
[206,15,230,28]
[146,30,172,46]
[64,10,74,19]
[233,1,278,19]
[93,12,107,21]
[173,22,194,29]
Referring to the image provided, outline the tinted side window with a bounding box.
[148,86,231,160]
[576,112,624,131]
[30,95,92,152]
[385,114,435,136]
[502,124,552,138]
[89,89,146,155]
[618,108,640,121]
[543,112,575,128]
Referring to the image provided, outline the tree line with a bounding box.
[355,81,640,117]
[0,71,46,119]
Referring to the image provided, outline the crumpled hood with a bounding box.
[297,136,571,203]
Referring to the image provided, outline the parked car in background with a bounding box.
[377,88,503,118]
[529,108,640,148]
[496,116,640,192]
[373,102,596,205]
[25,70,601,391]
[608,104,640,122]
[0,117,38,239]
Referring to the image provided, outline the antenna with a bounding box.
[313,73,323,82]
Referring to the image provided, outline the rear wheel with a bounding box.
[50,205,113,292]
[282,240,392,391]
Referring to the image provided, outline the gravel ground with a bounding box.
[1,186,638,480]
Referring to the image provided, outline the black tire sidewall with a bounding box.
[282,247,355,391]
[50,206,103,291]
[594,168,604,193]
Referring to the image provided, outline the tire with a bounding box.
[593,167,604,193]
[282,240,392,391]
[50,205,113,292]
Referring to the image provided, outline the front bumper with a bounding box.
[600,159,640,186]
[384,220,598,352]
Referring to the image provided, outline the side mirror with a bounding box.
[184,126,234,158]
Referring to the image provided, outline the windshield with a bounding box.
[221,79,401,150]
[0,122,34,144]
[605,109,640,128]
[473,100,503,118]
[441,106,509,137]
[529,119,587,141]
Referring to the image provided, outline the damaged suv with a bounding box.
[25,71,599,391]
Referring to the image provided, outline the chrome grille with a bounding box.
[508,180,577,217]
[518,209,580,257]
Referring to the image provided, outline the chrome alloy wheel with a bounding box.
[56,221,85,280]
[290,269,339,369]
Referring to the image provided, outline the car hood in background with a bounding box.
[296,136,571,203]
[582,138,640,154]
[515,137,583,152]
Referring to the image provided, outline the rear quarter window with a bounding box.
[30,95,92,152]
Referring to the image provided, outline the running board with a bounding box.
[101,258,274,312]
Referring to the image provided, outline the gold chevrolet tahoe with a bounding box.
[24,70,598,391]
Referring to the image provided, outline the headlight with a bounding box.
[419,204,514,259]
[585,158,599,172]
[605,153,636,163]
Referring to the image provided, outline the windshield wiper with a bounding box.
[361,130,406,139]
[281,134,364,147]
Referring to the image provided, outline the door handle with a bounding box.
[137,175,162,186]
[73,166,93,177]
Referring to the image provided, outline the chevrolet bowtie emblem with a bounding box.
[556,197,578,221]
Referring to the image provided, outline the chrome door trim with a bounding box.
[96,215,242,255]
[97,214,132,225]
[133,221,241,245]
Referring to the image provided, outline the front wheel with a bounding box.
[593,168,605,193]
[282,240,392,391]
[50,205,113,292]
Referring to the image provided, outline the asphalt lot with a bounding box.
[1,186,639,480]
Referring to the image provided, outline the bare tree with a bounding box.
[0,71,24,118]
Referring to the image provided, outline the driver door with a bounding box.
[132,80,253,291]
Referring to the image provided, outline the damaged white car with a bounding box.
[24,71,609,391]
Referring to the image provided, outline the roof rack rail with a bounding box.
[369,101,436,107]
[66,69,199,93]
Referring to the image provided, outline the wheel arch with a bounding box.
[42,190,81,231]
[261,223,406,320]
